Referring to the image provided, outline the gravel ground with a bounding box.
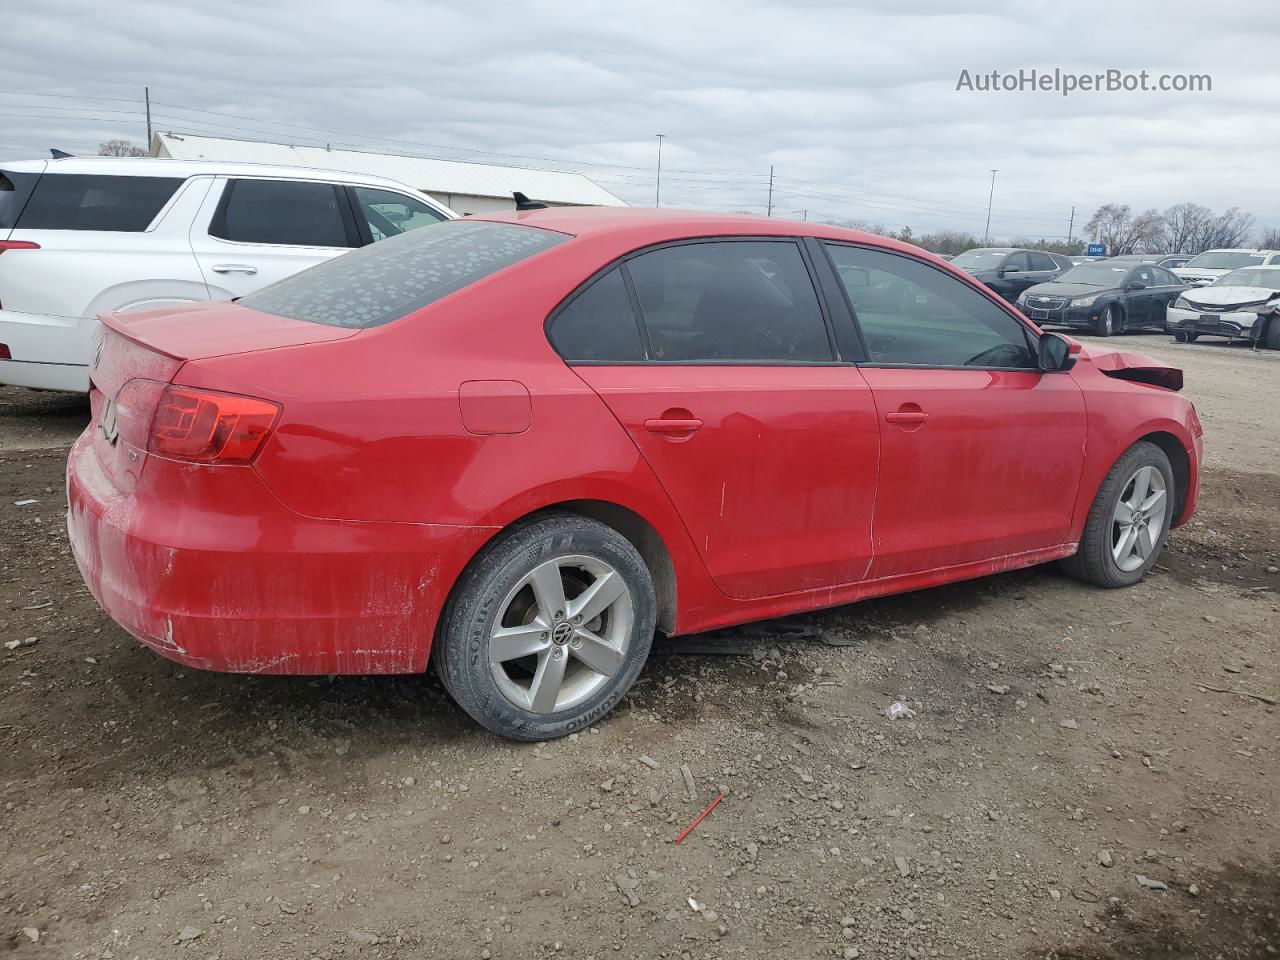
[1,333,1277,959]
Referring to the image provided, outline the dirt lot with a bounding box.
[2,335,1277,960]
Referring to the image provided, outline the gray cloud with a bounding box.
[3,0,1278,240]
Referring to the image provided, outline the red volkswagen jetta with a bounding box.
[67,209,1202,740]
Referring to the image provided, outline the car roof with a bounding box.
[0,155,432,194]
[1194,247,1279,255]
[469,206,951,255]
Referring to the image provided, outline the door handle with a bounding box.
[644,417,703,434]
[885,406,929,427]
[211,263,259,275]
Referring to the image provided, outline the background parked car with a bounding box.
[1157,254,1193,270]
[1172,248,1280,287]
[951,247,1071,302]
[0,157,455,392]
[1017,259,1188,336]
[1167,265,1280,347]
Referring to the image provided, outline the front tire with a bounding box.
[1060,442,1176,588]
[1094,304,1118,337]
[435,515,656,741]
[1264,316,1280,350]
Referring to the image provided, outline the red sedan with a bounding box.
[67,209,1202,740]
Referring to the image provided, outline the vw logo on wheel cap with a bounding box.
[552,621,574,644]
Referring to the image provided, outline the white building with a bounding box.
[151,133,627,215]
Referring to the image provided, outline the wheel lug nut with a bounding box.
[551,648,564,660]
[570,638,582,649]
[555,610,564,621]
[539,632,548,640]
[572,615,583,624]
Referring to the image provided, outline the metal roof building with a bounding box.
[150,133,628,215]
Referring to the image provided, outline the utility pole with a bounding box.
[767,165,774,217]
[654,134,664,208]
[983,169,997,245]
[145,86,152,150]
[1067,205,1075,245]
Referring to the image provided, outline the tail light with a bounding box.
[147,384,280,464]
[0,240,40,254]
[0,344,10,360]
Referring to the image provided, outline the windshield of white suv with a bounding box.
[1183,251,1266,270]
[1213,268,1280,289]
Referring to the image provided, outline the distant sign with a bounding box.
[1086,243,1107,256]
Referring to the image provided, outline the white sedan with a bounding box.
[1166,265,1280,348]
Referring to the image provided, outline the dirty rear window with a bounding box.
[0,170,38,231]
[240,219,568,328]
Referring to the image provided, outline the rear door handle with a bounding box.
[211,263,259,275]
[644,417,703,434]
[885,406,929,425]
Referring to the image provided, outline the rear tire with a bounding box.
[1060,442,1176,588]
[1264,316,1280,350]
[435,514,656,741]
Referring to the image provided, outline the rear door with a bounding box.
[1126,265,1158,327]
[822,242,1086,579]
[189,177,358,300]
[560,238,880,600]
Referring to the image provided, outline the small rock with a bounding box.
[22,928,39,943]
[440,833,452,845]
[899,906,917,924]
[1171,819,1187,833]
[1059,718,1079,730]
[1072,887,1099,903]
[1049,888,1061,902]
[1223,663,1243,674]
[297,805,311,815]
[637,755,659,769]
[843,949,861,960]
[885,701,915,720]
[1050,663,1066,674]
[1098,849,1115,868]
[1136,875,1169,892]
[1070,808,1084,821]
[986,684,1010,695]
[1203,614,1219,623]
[703,909,719,923]
[1188,883,1200,897]
[176,926,202,943]
[894,855,911,878]
[348,929,379,945]
[1266,566,1278,575]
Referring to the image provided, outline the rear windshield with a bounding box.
[240,219,568,328]
[16,174,183,232]
[0,170,38,231]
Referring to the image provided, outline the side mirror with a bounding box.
[997,266,1010,277]
[1037,332,1075,372]
[1126,281,1146,290]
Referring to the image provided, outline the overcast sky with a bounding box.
[2,0,1278,242]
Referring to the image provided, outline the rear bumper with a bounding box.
[0,309,92,391]
[66,431,496,674]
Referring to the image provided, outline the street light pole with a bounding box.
[654,134,665,208]
[983,169,997,245]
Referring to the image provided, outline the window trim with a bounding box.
[545,235,846,367]
[208,177,359,249]
[818,240,1044,373]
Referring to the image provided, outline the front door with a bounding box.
[823,242,1087,580]
[553,239,880,600]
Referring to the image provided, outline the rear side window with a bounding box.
[241,219,567,328]
[0,170,38,230]
[1029,252,1057,271]
[15,174,182,232]
[626,240,832,362]
[211,179,351,247]
[548,268,645,361]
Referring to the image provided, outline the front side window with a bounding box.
[352,186,447,242]
[211,179,351,247]
[548,268,644,361]
[241,219,567,328]
[625,240,832,362]
[1005,252,1032,271]
[825,243,1036,369]
[15,174,182,232]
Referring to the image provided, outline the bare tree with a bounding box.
[1085,204,1164,255]
[1201,207,1255,250]
[1260,227,1280,249]
[1160,203,1213,253]
[916,229,980,256]
[98,139,146,157]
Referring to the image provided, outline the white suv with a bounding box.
[0,157,455,391]
[1172,248,1280,287]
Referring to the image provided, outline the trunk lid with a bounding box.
[101,300,360,361]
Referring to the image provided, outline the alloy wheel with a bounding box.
[1111,465,1167,572]
[488,555,634,714]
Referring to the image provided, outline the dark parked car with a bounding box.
[1017,260,1188,336]
[951,248,1071,302]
